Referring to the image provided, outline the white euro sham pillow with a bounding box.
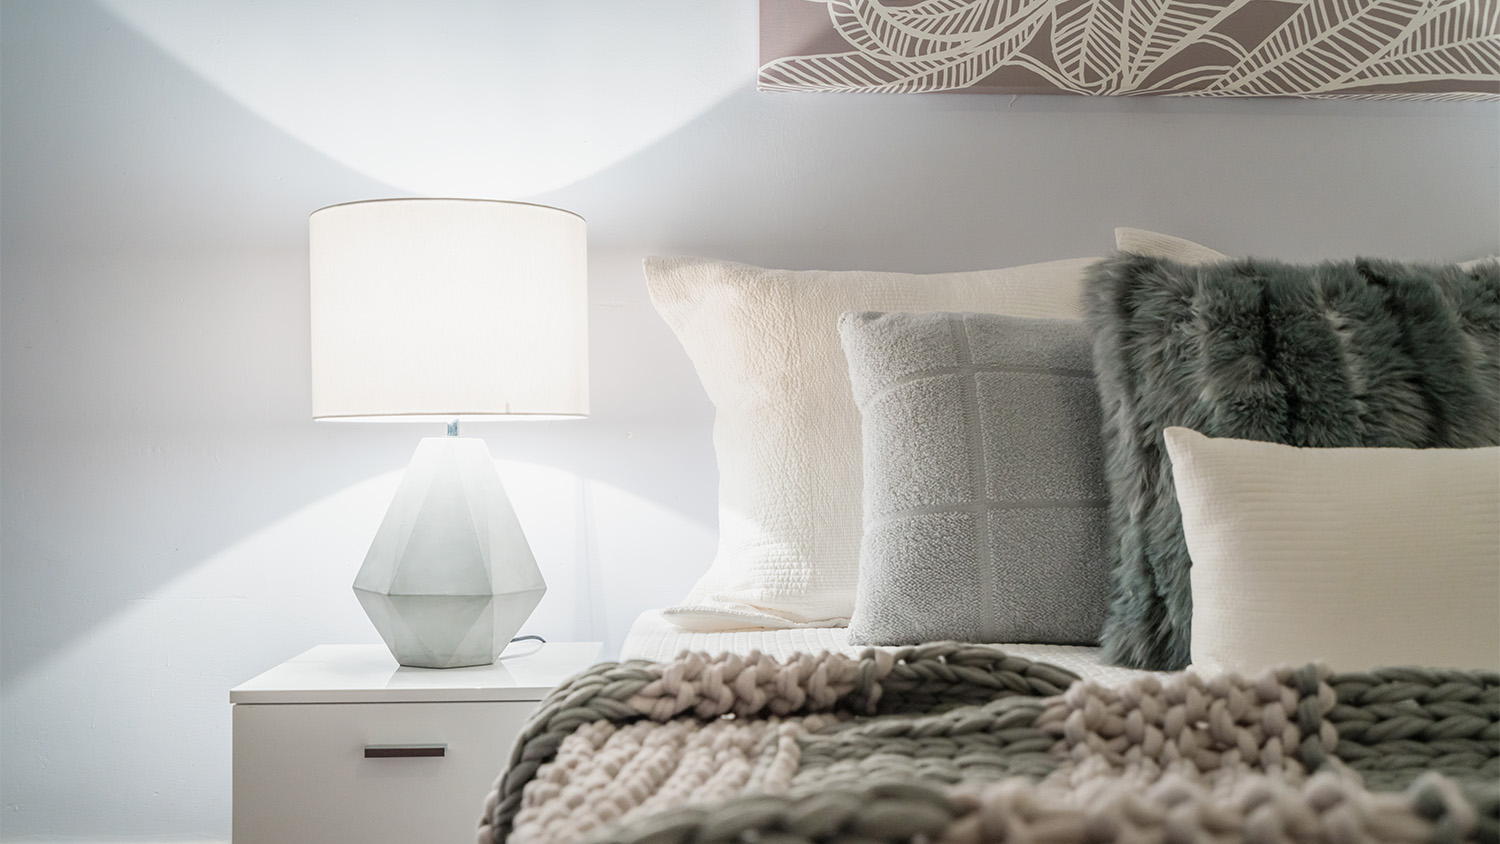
[646,256,1095,630]
[1163,426,1500,674]
[1113,228,1230,263]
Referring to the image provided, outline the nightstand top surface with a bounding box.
[231,641,603,704]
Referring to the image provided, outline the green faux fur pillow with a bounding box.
[1085,253,1500,670]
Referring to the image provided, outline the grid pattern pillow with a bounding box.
[840,311,1110,646]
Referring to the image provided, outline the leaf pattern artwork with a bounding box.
[758,0,1500,98]
[760,0,1060,92]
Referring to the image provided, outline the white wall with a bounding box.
[1,1,1495,840]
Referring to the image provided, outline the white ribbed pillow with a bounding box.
[646,256,1096,630]
[1164,427,1500,674]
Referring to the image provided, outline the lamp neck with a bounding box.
[447,418,460,438]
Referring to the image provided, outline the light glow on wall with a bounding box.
[96,0,755,198]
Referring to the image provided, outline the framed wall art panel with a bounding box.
[759,0,1500,99]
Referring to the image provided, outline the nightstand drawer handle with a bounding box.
[364,744,447,758]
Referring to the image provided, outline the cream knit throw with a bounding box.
[478,644,1499,844]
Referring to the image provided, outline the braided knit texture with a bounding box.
[475,647,1499,844]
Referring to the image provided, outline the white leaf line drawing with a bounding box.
[1046,0,1254,93]
[1344,0,1500,87]
[760,0,1058,92]
[758,0,1500,98]
[1205,0,1430,94]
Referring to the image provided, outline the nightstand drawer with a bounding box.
[233,700,537,844]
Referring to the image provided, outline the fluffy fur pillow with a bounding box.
[1115,227,1497,272]
[1085,253,1500,669]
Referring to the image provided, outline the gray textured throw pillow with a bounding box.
[1086,254,1500,671]
[839,311,1110,646]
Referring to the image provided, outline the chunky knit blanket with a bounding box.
[477,644,1500,844]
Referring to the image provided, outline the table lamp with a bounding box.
[309,198,587,669]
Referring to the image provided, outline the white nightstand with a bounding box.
[231,641,601,844]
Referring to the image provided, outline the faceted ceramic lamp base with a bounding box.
[353,437,546,669]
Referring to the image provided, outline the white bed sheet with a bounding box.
[621,609,1157,686]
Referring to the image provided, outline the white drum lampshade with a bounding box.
[310,198,587,668]
[311,198,587,421]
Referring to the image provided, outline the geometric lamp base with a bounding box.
[353,591,544,669]
[353,437,546,669]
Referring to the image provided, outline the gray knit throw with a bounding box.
[477,644,1500,844]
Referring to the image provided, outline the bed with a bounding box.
[478,230,1500,844]
[619,608,1156,686]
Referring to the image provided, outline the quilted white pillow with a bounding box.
[1164,427,1500,674]
[646,256,1096,629]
